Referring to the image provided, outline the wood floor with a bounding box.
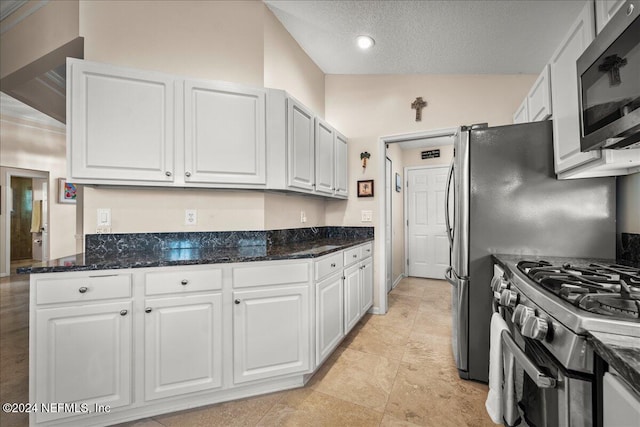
[0,274,492,427]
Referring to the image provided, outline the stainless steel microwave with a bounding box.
[577,1,640,151]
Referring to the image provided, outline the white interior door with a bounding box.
[406,167,449,279]
[385,157,392,292]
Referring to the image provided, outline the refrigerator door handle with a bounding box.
[444,158,454,248]
[445,266,456,286]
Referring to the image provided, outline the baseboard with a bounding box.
[0,272,8,278]
[392,274,404,289]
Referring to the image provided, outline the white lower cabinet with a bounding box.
[344,263,362,334]
[232,285,310,384]
[34,301,132,423]
[29,245,372,426]
[144,293,223,400]
[360,256,374,313]
[315,272,344,365]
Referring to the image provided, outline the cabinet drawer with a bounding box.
[360,242,373,258]
[315,252,344,281]
[233,262,309,288]
[145,269,222,295]
[36,274,131,305]
[343,247,361,266]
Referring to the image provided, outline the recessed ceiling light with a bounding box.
[356,35,375,50]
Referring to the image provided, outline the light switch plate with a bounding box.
[185,209,197,226]
[361,210,373,222]
[97,208,111,226]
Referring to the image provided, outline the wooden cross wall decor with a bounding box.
[411,97,427,121]
[599,54,627,86]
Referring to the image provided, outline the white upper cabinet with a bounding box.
[315,118,335,195]
[287,98,316,192]
[595,0,626,33]
[513,98,529,124]
[550,1,599,175]
[266,89,349,198]
[513,64,552,124]
[68,59,175,183]
[527,64,552,122]
[184,80,266,185]
[334,132,349,198]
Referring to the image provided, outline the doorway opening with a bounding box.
[2,168,49,276]
[378,128,456,311]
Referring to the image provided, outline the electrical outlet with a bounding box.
[300,210,307,223]
[185,209,197,226]
[361,210,373,222]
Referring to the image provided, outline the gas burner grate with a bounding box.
[517,260,640,319]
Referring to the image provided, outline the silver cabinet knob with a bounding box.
[181,279,189,285]
[78,286,88,294]
[185,172,191,177]
[353,254,357,258]
[512,305,535,327]
[331,263,336,267]
[366,249,371,253]
[120,310,128,316]
[627,3,634,15]
[499,289,518,308]
[165,171,172,177]
[521,316,549,341]
[234,299,241,305]
[145,307,152,313]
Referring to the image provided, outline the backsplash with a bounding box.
[85,226,374,256]
[618,233,640,264]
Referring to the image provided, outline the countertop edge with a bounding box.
[19,238,374,274]
[587,331,640,396]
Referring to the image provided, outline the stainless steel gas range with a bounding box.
[491,256,640,426]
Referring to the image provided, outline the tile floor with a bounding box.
[0,273,493,427]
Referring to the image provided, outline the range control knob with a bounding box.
[521,316,549,341]
[512,305,535,327]
[499,289,519,308]
[491,276,508,293]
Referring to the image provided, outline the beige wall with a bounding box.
[0,117,76,275]
[264,193,326,230]
[617,172,640,234]
[325,74,536,307]
[263,6,325,116]
[79,0,264,86]
[0,0,79,79]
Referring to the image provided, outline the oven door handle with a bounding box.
[501,330,556,389]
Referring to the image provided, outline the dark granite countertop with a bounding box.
[588,332,640,396]
[17,237,374,274]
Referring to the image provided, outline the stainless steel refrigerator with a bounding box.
[444,120,615,383]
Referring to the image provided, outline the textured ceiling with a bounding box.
[265,0,587,74]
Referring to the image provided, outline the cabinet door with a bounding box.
[527,65,552,122]
[144,294,223,400]
[287,98,315,191]
[595,0,626,33]
[513,98,529,124]
[334,132,349,198]
[316,274,344,365]
[360,257,373,313]
[343,264,361,334]
[35,302,132,423]
[184,80,266,185]
[315,118,335,195]
[233,285,310,383]
[550,2,600,174]
[68,59,175,183]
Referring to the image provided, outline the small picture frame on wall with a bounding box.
[357,180,374,197]
[395,173,402,192]
[58,178,77,204]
